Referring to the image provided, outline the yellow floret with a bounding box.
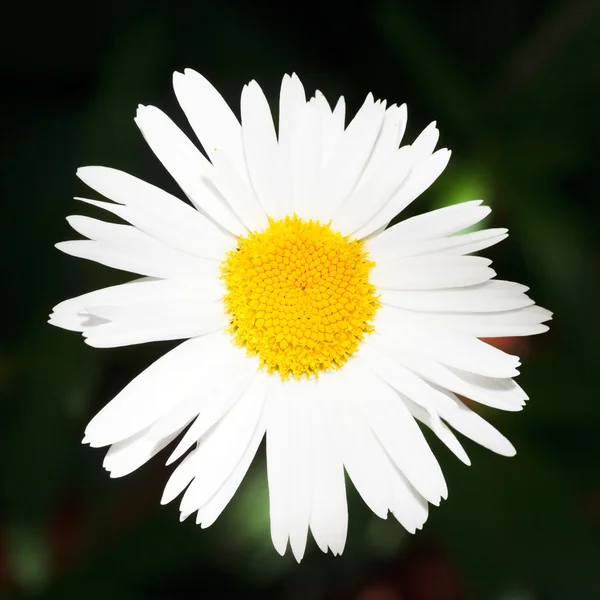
[221,215,380,379]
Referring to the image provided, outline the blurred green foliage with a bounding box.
[1,1,599,598]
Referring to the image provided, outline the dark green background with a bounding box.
[2,1,599,598]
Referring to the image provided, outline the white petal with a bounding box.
[173,69,248,183]
[279,73,307,151]
[410,121,439,162]
[323,368,389,518]
[355,149,452,239]
[76,166,236,252]
[375,336,527,411]
[359,338,448,418]
[76,196,231,263]
[342,356,436,520]
[49,306,108,333]
[209,148,269,232]
[83,332,230,447]
[378,280,533,313]
[241,80,291,219]
[374,307,521,378]
[103,423,183,478]
[64,210,221,276]
[290,100,322,216]
[312,95,386,221]
[266,377,312,562]
[133,106,244,235]
[83,295,220,322]
[370,254,496,290]
[387,304,552,337]
[165,346,260,465]
[57,219,214,280]
[367,201,490,257]
[387,464,429,533]
[65,213,218,270]
[146,395,205,443]
[357,103,408,186]
[176,371,268,518]
[326,367,429,531]
[396,103,408,146]
[265,376,290,556]
[49,278,223,333]
[429,390,516,456]
[286,380,314,562]
[401,397,470,465]
[348,359,447,504]
[435,367,528,411]
[426,229,508,257]
[321,95,346,165]
[82,299,228,348]
[331,146,413,235]
[309,378,348,555]
[368,227,507,262]
[194,378,268,528]
[164,450,198,513]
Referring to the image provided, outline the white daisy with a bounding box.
[49,70,551,561]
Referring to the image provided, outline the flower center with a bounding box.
[221,215,380,379]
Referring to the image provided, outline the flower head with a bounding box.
[50,70,551,561]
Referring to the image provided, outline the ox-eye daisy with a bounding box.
[49,70,551,561]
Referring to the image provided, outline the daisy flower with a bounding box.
[49,70,551,561]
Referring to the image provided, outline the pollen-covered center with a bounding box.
[221,215,380,379]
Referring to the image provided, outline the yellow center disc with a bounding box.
[221,215,380,379]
